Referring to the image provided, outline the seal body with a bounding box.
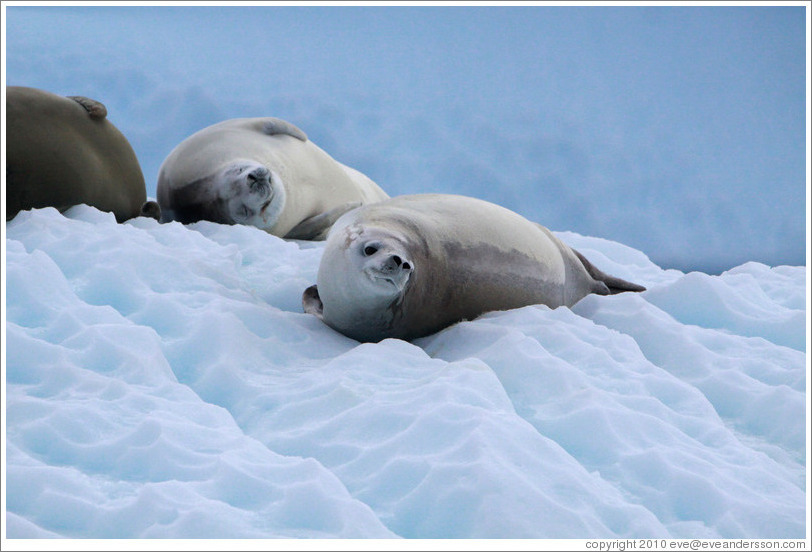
[303,194,646,342]
[157,118,389,239]
[6,86,151,222]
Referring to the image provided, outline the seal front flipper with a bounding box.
[302,285,324,319]
[262,118,308,142]
[284,202,362,240]
[68,96,108,120]
[572,248,647,294]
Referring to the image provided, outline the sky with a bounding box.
[2,2,809,273]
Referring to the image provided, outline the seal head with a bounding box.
[157,117,389,238]
[304,223,415,341]
[162,159,284,228]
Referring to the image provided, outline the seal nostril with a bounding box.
[402,261,411,270]
[247,167,270,187]
[392,255,402,267]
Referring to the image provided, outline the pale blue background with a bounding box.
[4,5,807,272]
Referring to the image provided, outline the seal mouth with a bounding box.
[373,275,398,287]
[362,250,413,293]
[365,269,403,290]
[257,186,276,213]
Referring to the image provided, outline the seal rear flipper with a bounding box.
[262,118,308,142]
[140,200,162,221]
[572,248,647,294]
[68,96,107,120]
[284,202,362,240]
[302,285,324,319]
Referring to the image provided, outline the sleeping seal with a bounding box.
[6,86,156,222]
[302,194,646,342]
[157,117,389,239]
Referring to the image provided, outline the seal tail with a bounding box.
[572,249,647,294]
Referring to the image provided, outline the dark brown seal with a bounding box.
[6,86,157,222]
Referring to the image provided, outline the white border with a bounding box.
[2,1,810,550]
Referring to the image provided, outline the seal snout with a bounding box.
[246,166,271,192]
[384,254,412,273]
[361,240,413,290]
[247,166,270,184]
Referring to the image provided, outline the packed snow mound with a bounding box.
[4,206,807,539]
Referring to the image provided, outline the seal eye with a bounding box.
[363,245,378,257]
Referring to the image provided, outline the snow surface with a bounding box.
[4,206,807,539]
